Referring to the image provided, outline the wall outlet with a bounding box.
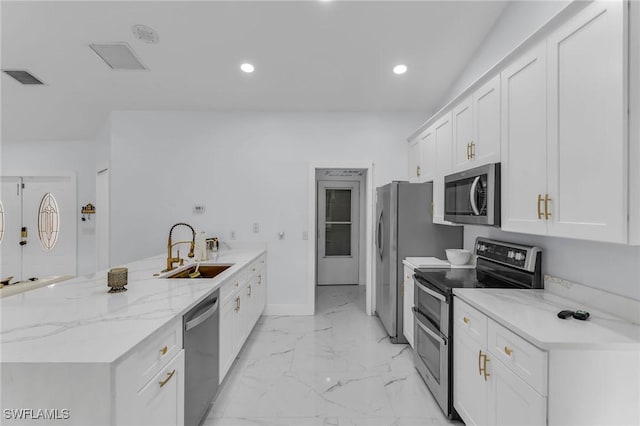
[253,223,259,233]
[193,205,206,214]
[230,231,236,240]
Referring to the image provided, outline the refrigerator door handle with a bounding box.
[377,211,384,259]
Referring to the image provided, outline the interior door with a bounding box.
[0,177,23,282]
[317,180,360,285]
[21,176,76,279]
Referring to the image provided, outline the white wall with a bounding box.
[0,140,97,276]
[440,0,570,104]
[108,111,421,309]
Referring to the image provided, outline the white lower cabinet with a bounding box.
[454,298,546,426]
[402,265,414,347]
[115,319,185,426]
[219,255,266,383]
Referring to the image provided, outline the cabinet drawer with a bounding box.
[487,319,548,395]
[117,318,182,393]
[454,297,487,345]
[220,271,248,304]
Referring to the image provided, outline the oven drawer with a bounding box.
[487,319,548,395]
[454,298,487,345]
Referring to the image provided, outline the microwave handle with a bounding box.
[470,176,481,216]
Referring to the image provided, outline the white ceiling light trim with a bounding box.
[89,43,147,70]
[240,63,255,73]
[393,64,407,75]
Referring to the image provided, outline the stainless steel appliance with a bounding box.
[184,290,220,426]
[413,237,542,418]
[444,163,500,226]
[375,181,463,344]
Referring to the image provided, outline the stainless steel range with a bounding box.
[412,237,542,418]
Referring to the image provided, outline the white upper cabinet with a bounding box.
[453,75,501,172]
[419,126,437,182]
[546,0,627,243]
[433,112,454,224]
[500,42,549,236]
[408,139,422,183]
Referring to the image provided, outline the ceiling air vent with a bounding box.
[89,43,146,70]
[3,70,44,85]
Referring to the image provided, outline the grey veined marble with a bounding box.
[205,286,462,426]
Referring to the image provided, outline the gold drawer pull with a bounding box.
[247,285,252,296]
[235,282,239,288]
[504,346,513,356]
[159,369,175,388]
[160,346,168,356]
[463,317,470,324]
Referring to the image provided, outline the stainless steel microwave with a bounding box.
[444,163,500,226]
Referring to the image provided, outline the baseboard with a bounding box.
[264,303,314,316]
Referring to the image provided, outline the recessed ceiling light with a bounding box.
[393,64,408,75]
[240,63,255,73]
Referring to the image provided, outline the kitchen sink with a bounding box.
[165,264,233,279]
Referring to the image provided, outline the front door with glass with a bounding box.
[317,180,360,285]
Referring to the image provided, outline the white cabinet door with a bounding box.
[500,43,549,235]
[219,296,235,382]
[546,0,627,243]
[488,355,546,426]
[453,325,488,426]
[434,112,454,224]
[453,95,474,172]
[402,266,414,348]
[473,75,501,167]
[117,350,185,426]
[408,139,423,183]
[420,127,437,182]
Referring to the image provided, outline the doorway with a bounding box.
[317,179,361,285]
[0,175,77,282]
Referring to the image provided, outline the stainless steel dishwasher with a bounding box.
[183,290,219,426]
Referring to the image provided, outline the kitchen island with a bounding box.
[1,243,266,425]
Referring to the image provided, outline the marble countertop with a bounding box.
[0,244,265,364]
[454,288,640,350]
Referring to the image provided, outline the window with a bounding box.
[0,200,4,244]
[38,193,60,251]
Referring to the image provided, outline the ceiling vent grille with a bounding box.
[3,70,44,85]
[89,43,146,70]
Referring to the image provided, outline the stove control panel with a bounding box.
[475,238,541,272]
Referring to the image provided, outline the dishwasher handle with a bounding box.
[185,297,219,332]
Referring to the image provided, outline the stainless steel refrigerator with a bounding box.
[375,181,463,343]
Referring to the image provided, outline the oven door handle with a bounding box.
[413,277,447,302]
[470,176,481,216]
[413,307,447,346]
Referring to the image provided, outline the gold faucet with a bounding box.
[165,223,196,272]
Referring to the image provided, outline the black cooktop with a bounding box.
[414,268,483,294]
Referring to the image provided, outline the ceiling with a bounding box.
[1,1,509,142]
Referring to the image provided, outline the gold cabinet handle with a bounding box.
[247,285,252,296]
[416,165,421,177]
[159,369,176,388]
[467,143,471,160]
[470,141,475,158]
[537,194,544,220]
[544,194,551,220]
[478,350,484,376]
[160,346,168,356]
[504,346,513,356]
[483,354,490,381]
[258,275,262,284]
[234,296,240,312]
[235,282,239,288]
[463,317,470,324]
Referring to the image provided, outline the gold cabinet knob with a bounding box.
[463,317,470,324]
[504,346,513,356]
[160,345,168,356]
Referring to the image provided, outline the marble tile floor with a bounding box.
[205,285,463,426]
